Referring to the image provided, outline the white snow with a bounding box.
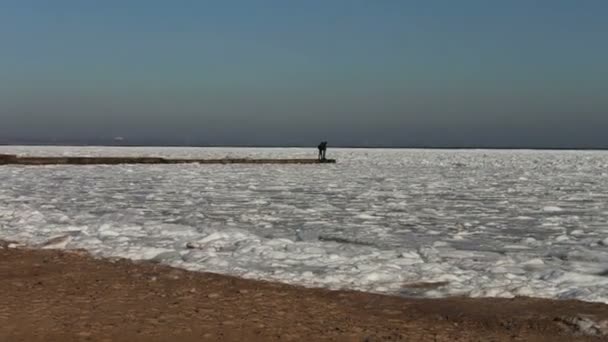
[543,206,565,213]
[2,146,608,302]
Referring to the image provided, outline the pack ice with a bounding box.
[2,146,608,303]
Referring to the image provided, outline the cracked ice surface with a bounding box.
[2,146,608,302]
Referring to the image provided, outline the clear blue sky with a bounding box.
[1,0,607,147]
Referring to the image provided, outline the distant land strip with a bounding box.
[4,143,608,151]
[0,154,335,165]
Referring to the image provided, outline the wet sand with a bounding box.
[1,245,607,341]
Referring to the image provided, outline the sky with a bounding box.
[1,0,607,148]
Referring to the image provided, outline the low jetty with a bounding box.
[0,154,335,165]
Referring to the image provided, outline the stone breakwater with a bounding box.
[0,154,336,165]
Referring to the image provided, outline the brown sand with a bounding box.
[1,246,607,341]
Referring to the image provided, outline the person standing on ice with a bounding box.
[317,141,327,161]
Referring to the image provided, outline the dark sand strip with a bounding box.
[1,246,607,341]
[0,154,336,165]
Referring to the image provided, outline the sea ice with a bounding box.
[2,146,608,303]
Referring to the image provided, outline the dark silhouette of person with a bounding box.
[317,141,327,161]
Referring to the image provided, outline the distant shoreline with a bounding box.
[2,143,608,151]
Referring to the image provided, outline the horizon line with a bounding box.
[2,142,608,151]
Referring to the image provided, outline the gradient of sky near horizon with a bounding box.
[1,0,607,147]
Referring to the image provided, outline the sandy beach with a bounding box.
[1,244,607,341]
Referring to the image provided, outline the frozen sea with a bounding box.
[2,146,608,303]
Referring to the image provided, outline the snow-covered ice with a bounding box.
[2,146,608,302]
